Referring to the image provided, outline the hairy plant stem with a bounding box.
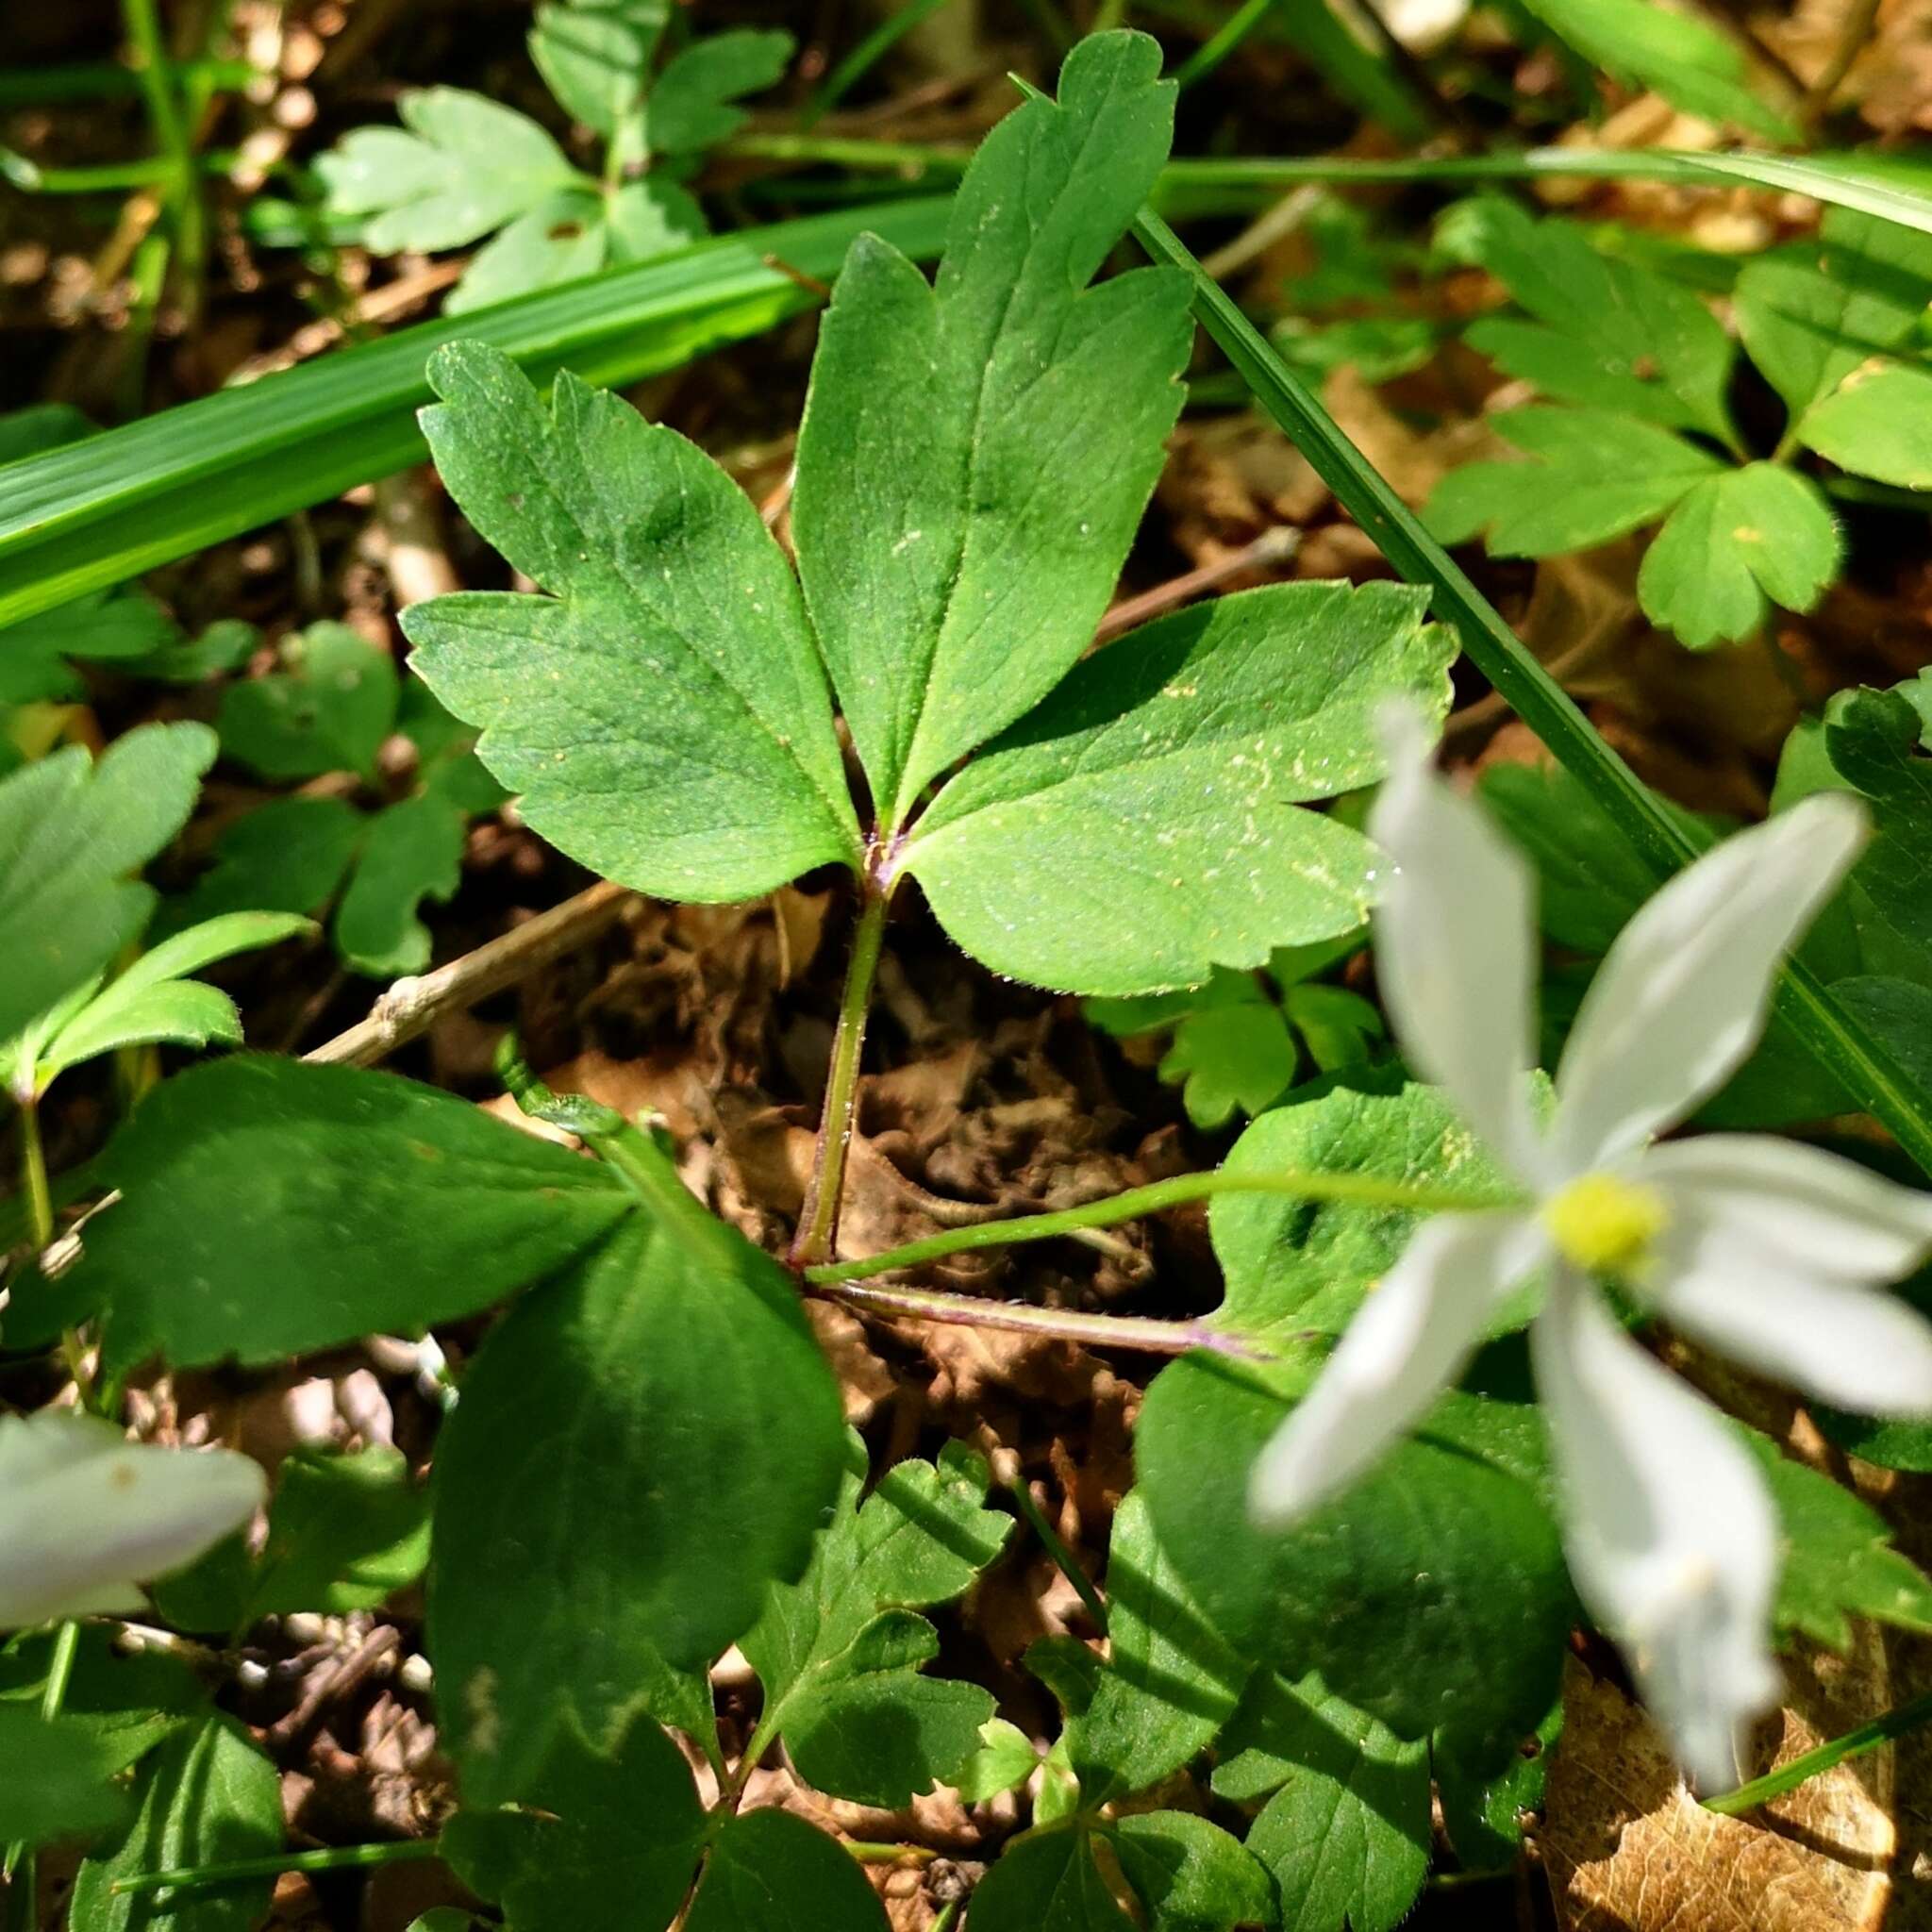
[804,1166,1507,1285]
[108,1838,441,1899]
[790,882,893,1270]
[1702,1688,1932,1816]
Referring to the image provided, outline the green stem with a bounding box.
[3,1623,83,1889]
[0,148,184,192]
[845,1840,938,1865]
[803,1167,1503,1285]
[1172,0,1275,89]
[121,0,204,316]
[17,1098,53,1253]
[1006,1473,1109,1635]
[790,886,892,1269]
[110,1838,441,1899]
[0,58,254,105]
[1124,197,1932,1180]
[1702,1690,1932,1817]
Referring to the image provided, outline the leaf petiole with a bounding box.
[108,1837,442,1899]
[1701,1688,1932,1816]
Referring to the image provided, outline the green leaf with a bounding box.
[37,910,312,1082]
[1138,1351,1570,1759]
[430,1177,844,1802]
[1441,196,1735,438]
[69,1716,282,1932]
[1214,1673,1430,1932]
[791,31,1192,827]
[1424,406,1719,558]
[742,1438,1010,1807]
[163,796,366,936]
[966,1827,1137,1932]
[0,401,92,464]
[901,582,1453,995]
[0,721,214,1044]
[955,1717,1040,1802]
[1822,688,1932,986]
[645,28,793,155]
[0,196,952,632]
[61,1056,629,1371]
[529,0,670,139]
[1735,208,1932,420]
[0,588,178,704]
[686,1808,891,1932]
[443,1716,704,1932]
[1208,1081,1524,1343]
[0,1706,145,1849]
[402,341,860,902]
[1069,1490,1245,1806]
[1107,1812,1275,1932]
[1799,361,1932,489]
[217,622,398,782]
[1160,991,1300,1129]
[316,88,580,253]
[1637,463,1842,648]
[244,1445,430,1621]
[1512,0,1791,137]
[442,185,619,316]
[1750,1433,1932,1651]
[1431,1696,1561,1872]
[332,791,466,976]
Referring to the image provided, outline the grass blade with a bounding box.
[1130,203,1932,1177]
[0,195,950,631]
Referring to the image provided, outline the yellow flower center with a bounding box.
[1541,1173,1668,1280]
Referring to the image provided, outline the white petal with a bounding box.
[1550,794,1868,1173]
[0,1412,265,1631]
[1643,1134,1932,1281]
[1531,1274,1781,1792]
[1368,704,1542,1179]
[1248,1209,1539,1528]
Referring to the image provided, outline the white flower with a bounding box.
[0,1409,264,1630]
[1248,708,1932,1792]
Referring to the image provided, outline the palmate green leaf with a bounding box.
[685,1809,889,1932]
[0,587,178,705]
[51,1057,630,1372]
[1822,688,1932,985]
[956,1717,1040,1802]
[529,0,671,139]
[430,1168,844,1803]
[1800,362,1932,490]
[1212,1674,1431,1932]
[443,1717,705,1932]
[0,721,214,1044]
[247,1445,430,1621]
[316,88,579,254]
[645,28,793,155]
[1139,1352,1571,1763]
[217,622,398,783]
[791,30,1193,830]
[1735,208,1932,422]
[1512,0,1791,138]
[402,341,860,902]
[69,1716,282,1932]
[1068,1490,1246,1806]
[163,795,366,939]
[1439,196,1736,440]
[1159,988,1301,1130]
[1636,462,1842,649]
[900,582,1453,995]
[1424,406,1720,558]
[741,1437,1010,1807]
[1751,1433,1932,1651]
[1209,1080,1524,1342]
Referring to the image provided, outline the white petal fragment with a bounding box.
[1531,1275,1781,1792]
[1248,1208,1538,1528]
[0,1411,265,1632]
[1551,794,1868,1173]
[1644,1134,1932,1282]
[1652,1243,1932,1420]
[1368,704,1543,1179]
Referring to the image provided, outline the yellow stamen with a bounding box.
[1541,1173,1668,1280]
